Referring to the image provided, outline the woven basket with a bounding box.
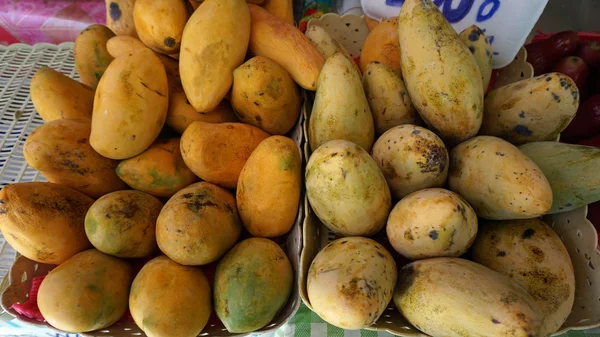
[299,13,600,336]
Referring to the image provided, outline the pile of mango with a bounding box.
[0,0,312,335]
[304,0,600,336]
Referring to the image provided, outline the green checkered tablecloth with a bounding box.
[285,303,600,337]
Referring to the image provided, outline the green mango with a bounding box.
[519,141,600,214]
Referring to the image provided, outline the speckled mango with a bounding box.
[231,56,301,135]
[156,182,242,265]
[519,141,600,214]
[306,140,391,236]
[248,4,324,91]
[214,238,293,333]
[23,118,127,198]
[448,136,553,220]
[105,0,137,38]
[130,255,212,337]
[363,62,421,136]
[30,66,95,122]
[237,136,301,237]
[166,92,238,134]
[387,188,478,260]
[90,48,168,160]
[116,138,198,198]
[133,0,189,54]
[37,249,132,333]
[481,73,579,145]
[74,24,115,88]
[360,18,400,75]
[309,52,374,152]
[459,25,493,91]
[398,0,483,145]
[394,257,542,337]
[0,182,93,264]
[472,218,575,337]
[307,237,397,329]
[85,190,162,258]
[371,125,447,200]
[180,122,269,189]
[180,0,250,112]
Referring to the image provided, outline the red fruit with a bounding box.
[578,134,600,147]
[526,31,581,75]
[526,42,554,75]
[550,31,581,56]
[577,41,600,67]
[552,56,589,91]
[560,95,600,142]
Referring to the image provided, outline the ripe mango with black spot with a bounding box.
[130,255,212,337]
[307,237,397,329]
[105,0,137,38]
[237,136,301,237]
[91,48,168,160]
[180,122,269,189]
[363,62,421,136]
[133,0,189,54]
[24,118,126,198]
[85,190,162,258]
[231,56,301,135]
[306,140,391,236]
[449,136,553,220]
[214,238,293,333]
[387,188,477,260]
[394,257,542,337]
[0,182,93,264]
[398,0,483,145]
[371,125,447,199]
[459,25,493,91]
[30,66,95,122]
[116,138,198,198]
[309,52,374,152]
[180,0,250,112]
[156,182,242,265]
[166,93,238,134]
[519,141,600,213]
[481,73,579,145]
[472,218,575,337]
[74,24,115,88]
[37,249,132,332]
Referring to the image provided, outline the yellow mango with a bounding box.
[90,48,168,159]
[398,0,483,145]
[74,24,115,88]
[231,56,301,135]
[30,67,94,122]
[133,0,190,54]
[237,136,301,237]
[248,4,324,90]
[179,0,250,112]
